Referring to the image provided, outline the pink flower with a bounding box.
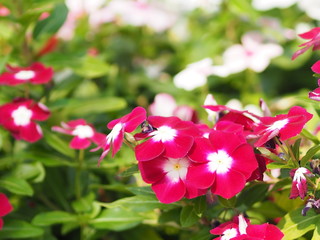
[292,27,320,60]
[253,106,313,147]
[289,167,313,199]
[134,116,200,161]
[211,215,284,240]
[0,193,13,230]
[187,129,258,199]
[215,32,283,74]
[52,119,106,149]
[0,62,53,86]
[149,93,198,122]
[0,98,50,142]
[138,155,204,203]
[96,107,147,163]
[309,61,320,101]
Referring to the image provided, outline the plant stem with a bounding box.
[75,149,84,200]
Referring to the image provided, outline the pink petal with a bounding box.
[163,135,194,159]
[209,131,246,154]
[298,27,320,39]
[211,170,246,199]
[188,137,212,163]
[186,163,215,189]
[66,119,87,127]
[30,103,50,121]
[91,132,106,145]
[231,144,258,179]
[19,123,43,142]
[111,128,125,157]
[151,177,186,203]
[135,139,164,161]
[0,193,13,217]
[123,106,146,132]
[70,136,91,149]
[312,60,320,74]
[138,157,166,183]
[246,223,284,240]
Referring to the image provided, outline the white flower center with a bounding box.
[12,106,32,126]
[207,150,233,174]
[14,70,35,81]
[221,228,238,240]
[293,167,308,182]
[163,158,190,183]
[72,125,94,139]
[151,126,177,142]
[106,123,123,144]
[267,119,288,131]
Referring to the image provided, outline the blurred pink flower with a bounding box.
[149,93,198,122]
[52,119,106,149]
[0,63,53,86]
[0,5,10,16]
[0,99,50,142]
[0,193,13,230]
[173,58,214,91]
[89,0,176,32]
[215,32,283,75]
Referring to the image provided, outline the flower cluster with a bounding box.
[0,193,13,229]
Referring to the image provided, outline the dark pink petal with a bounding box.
[163,135,194,159]
[148,115,180,128]
[30,102,50,121]
[111,128,125,157]
[0,193,13,217]
[209,131,246,154]
[298,27,320,39]
[151,177,186,203]
[19,123,43,142]
[311,61,320,74]
[309,87,320,101]
[135,140,164,161]
[29,63,53,84]
[210,222,239,235]
[138,157,166,183]
[70,136,91,149]
[186,163,215,189]
[231,144,258,179]
[215,121,244,134]
[211,170,246,199]
[51,126,72,135]
[66,119,87,128]
[188,137,212,163]
[123,107,147,132]
[246,223,284,240]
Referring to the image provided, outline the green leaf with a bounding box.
[0,177,33,196]
[43,129,75,158]
[97,195,177,212]
[33,3,68,39]
[237,183,269,208]
[72,192,95,213]
[300,144,320,167]
[267,162,291,169]
[278,208,320,240]
[73,56,109,78]
[301,129,319,144]
[257,147,286,163]
[89,207,143,231]
[218,196,237,208]
[12,162,45,183]
[119,164,139,177]
[312,219,320,240]
[180,205,199,228]
[292,139,302,161]
[127,186,155,196]
[32,211,78,226]
[50,96,127,116]
[0,220,44,239]
[194,195,207,216]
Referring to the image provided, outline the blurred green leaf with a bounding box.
[12,162,45,183]
[312,222,320,240]
[301,129,319,145]
[73,56,110,78]
[218,196,237,208]
[119,164,139,177]
[237,183,269,208]
[43,129,75,158]
[72,192,95,213]
[89,207,143,231]
[0,176,33,196]
[0,220,44,239]
[33,3,68,39]
[194,195,207,216]
[278,208,320,240]
[127,186,155,197]
[32,211,78,226]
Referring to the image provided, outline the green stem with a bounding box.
[75,149,85,200]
